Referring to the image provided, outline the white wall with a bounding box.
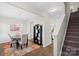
[70,2,79,12]
[53,2,71,56]
[59,2,71,55]
[0,17,28,43]
[53,14,65,56]
[46,2,66,56]
[26,15,51,47]
[29,18,45,41]
[41,14,52,47]
[26,3,67,52]
[39,2,67,48]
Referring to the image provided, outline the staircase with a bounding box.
[61,11,79,56]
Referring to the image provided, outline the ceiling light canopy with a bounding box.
[48,8,57,12]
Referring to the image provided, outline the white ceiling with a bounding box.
[0,3,41,21]
[8,2,64,16]
[0,2,65,22]
[24,2,58,13]
[70,2,79,12]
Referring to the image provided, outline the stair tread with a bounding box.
[66,36,79,38]
[63,45,79,49]
[64,40,79,48]
[67,29,79,32]
[62,47,79,56]
[65,37,79,41]
[68,26,79,27]
[66,32,79,36]
[65,40,79,44]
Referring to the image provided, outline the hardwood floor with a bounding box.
[0,40,53,56]
[24,44,53,56]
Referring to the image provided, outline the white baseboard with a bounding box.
[59,34,66,56]
[43,41,52,47]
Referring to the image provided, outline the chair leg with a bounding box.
[16,43,19,49]
[16,44,18,49]
[10,43,12,48]
[26,43,28,48]
[21,45,22,50]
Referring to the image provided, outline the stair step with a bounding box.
[70,22,79,24]
[63,45,79,50]
[69,23,79,25]
[69,22,79,25]
[67,29,79,32]
[69,17,79,21]
[70,18,79,20]
[67,26,79,29]
[64,40,79,48]
[67,30,79,32]
[68,26,79,29]
[70,20,79,22]
[68,24,79,26]
[69,20,79,23]
[66,36,79,39]
[66,32,79,36]
[62,45,79,56]
[61,52,70,56]
[65,40,79,44]
[65,37,79,42]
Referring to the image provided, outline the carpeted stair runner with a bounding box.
[61,11,79,56]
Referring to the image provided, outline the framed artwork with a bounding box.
[10,24,20,31]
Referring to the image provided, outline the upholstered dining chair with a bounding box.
[18,34,28,49]
[8,34,16,48]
